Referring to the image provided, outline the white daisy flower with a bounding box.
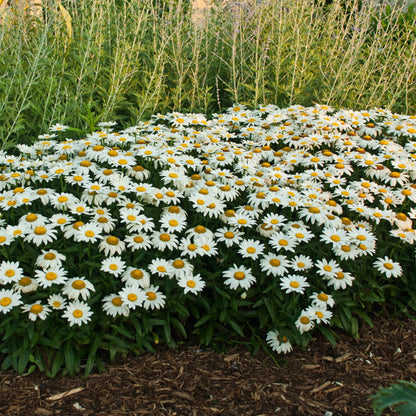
[74,223,103,244]
[179,236,205,258]
[289,255,313,272]
[228,212,257,228]
[0,261,24,284]
[223,264,256,290]
[295,310,315,334]
[266,330,292,354]
[102,293,130,317]
[13,276,38,293]
[148,258,174,278]
[62,277,95,301]
[100,256,126,277]
[159,213,187,233]
[98,235,126,256]
[48,294,67,310]
[238,239,265,260]
[324,270,355,290]
[49,213,74,230]
[151,230,179,252]
[62,300,93,326]
[121,267,151,289]
[143,285,166,310]
[315,259,342,278]
[306,305,333,324]
[119,286,146,310]
[24,223,58,246]
[125,233,153,251]
[0,289,22,314]
[34,267,68,288]
[35,249,66,269]
[170,258,193,279]
[269,232,298,252]
[21,302,51,321]
[310,292,335,309]
[280,274,310,294]
[215,227,244,248]
[177,273,206,295]
[259,253,290,277]
[373,256,403,278]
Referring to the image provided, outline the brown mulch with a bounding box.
[1,314,415,416]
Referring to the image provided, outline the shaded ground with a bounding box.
[1,314,415,416]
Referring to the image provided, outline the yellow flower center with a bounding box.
[72,280,86,290]
[323,265,332,272]
[106,236,119,245]
[52,301,61,308]
[331,235,341,242]
[396,213,407,221]
[383,262,394,270]
[160,233,171,242]
[26,213,38,222]
[246,247,256,254]
[234,271,245,280]
[297,262,305,268]
[316,311,324,319]
[73,310,83,318]
[172,260,185,269]
[290,281,300,288]
[5,269,15,277]
[147,292,157,301]
[112,297,123,306]
[109,264,118,271]
[278,239,288,246]
[187,280,196,288]
[187,244,197,251]
[130,269,144,279]
[85,230,95,238]
[300,316,310,325]
[0,297,12,307]
[30,304,43,314]
[58,196,69,203]
[127,293,138,302]
[19,277,32,286]
[167,219,178,227]
[45,272,57,281]
[317,293,328,302]
[157,266,166,273]
[335,272,344,279]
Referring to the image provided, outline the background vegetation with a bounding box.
[0,0,415,149]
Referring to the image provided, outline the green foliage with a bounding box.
[372,380,416,416]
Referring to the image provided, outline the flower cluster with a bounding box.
[0,105,415,353]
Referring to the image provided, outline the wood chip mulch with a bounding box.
[1,314,415,416]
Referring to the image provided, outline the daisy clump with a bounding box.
[0,104,415,374]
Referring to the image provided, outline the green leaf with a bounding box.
[372,381,416,416]
[228,320,244,337]
[195,314,214,328]
[316,326,337,346]
[64,342,76,375]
